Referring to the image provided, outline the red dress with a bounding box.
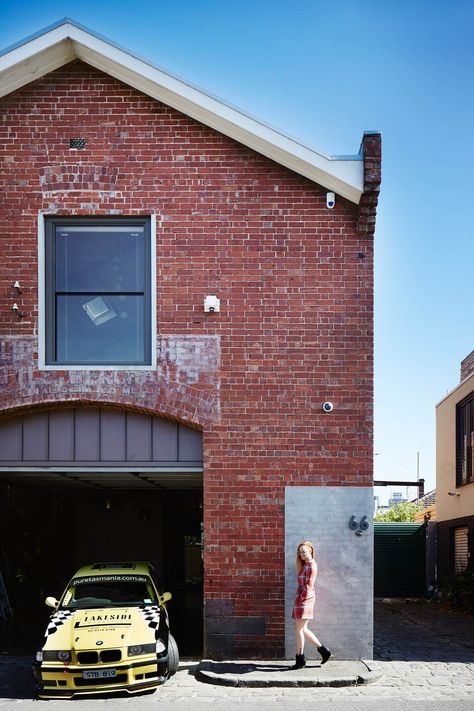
[292,560,317,619]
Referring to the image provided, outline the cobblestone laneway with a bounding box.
[1,601,473,708]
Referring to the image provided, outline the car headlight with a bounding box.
[35,650,43,663]
[127,643,156,657]
[42,650,72,662]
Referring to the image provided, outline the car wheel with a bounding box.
[167,634,179,676]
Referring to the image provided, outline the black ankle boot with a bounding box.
[318,645,332,665]
[290,653,306,669]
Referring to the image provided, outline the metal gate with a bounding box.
[374,522,427,597]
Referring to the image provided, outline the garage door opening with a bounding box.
[0,408,204,657]
[0,478,203,656]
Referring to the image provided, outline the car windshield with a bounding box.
[60,577,158,609]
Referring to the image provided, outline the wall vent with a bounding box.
[69,138,86,150]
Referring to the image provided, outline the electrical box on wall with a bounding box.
[204,295,220,313]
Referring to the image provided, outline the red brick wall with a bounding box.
[0,61,379,657]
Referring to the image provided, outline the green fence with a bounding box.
[374,522,427,597]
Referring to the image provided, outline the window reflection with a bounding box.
[56,227,144,292]
[57,296,144,364]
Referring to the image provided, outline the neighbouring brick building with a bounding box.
[0,20,381,659]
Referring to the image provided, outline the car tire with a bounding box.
[167,634,179,676]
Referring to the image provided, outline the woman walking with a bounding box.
[291,540,331,669]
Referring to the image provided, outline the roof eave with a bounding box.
[0,21,364,203]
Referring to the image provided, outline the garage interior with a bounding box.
[0,408,204,657]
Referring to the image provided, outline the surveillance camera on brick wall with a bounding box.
[326,192,336,209]
[322,401,334,413]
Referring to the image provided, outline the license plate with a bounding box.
[83,669,117,680]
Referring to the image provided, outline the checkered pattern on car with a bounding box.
[139,605,160,630]
[43,610,75,643]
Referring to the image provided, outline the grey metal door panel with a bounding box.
[49,410,74,460]
[23,413,48,461]
[179,424,203,461]
[126,412,152,461]
[152,418,178,461]
[75,409,100,461]
[101,409,126,461]
[0,408,203,467]
[0,417,21,459]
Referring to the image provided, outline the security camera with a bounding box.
[322,401,334,413]
[326,192,336,209]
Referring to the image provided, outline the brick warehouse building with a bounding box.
[0,21,381,660]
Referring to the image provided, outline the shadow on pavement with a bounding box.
[198,662,291,674]
[374,600,474,662]
[0,654,35,700]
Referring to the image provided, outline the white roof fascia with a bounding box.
[0,21,364,204]
[0,39,76,97]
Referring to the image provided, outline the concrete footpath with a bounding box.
[196,598,474,688]
[197,659,380,687]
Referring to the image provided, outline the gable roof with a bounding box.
[0,19,364,204]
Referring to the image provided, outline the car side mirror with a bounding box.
[159,591,172,605]
[45,596,59,609]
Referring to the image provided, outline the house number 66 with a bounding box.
[349,515,369,536]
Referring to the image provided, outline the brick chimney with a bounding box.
[357,131,382,237]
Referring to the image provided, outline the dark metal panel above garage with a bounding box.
[0,407,203,467]
[0,467,203,490]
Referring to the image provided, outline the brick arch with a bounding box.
[0,336,220,429]
[0,390,211,430]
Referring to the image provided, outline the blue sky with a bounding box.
[1,1,473,502]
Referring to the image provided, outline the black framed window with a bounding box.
[45,218,151,365]
[456,393,474,487]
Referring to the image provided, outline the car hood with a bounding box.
[42,606,159,651]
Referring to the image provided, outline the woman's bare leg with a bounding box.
[303,622,322,649]
[294,619,307,654]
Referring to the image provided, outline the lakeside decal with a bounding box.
[71,575,148,585]
[83,613,132,622]
[74,612,132,628]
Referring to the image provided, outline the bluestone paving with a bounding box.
[0,600,473,705]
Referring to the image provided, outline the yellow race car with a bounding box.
[33,562,179,699]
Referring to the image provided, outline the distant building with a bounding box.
[413,489,436,522]
[388,491,407,507]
